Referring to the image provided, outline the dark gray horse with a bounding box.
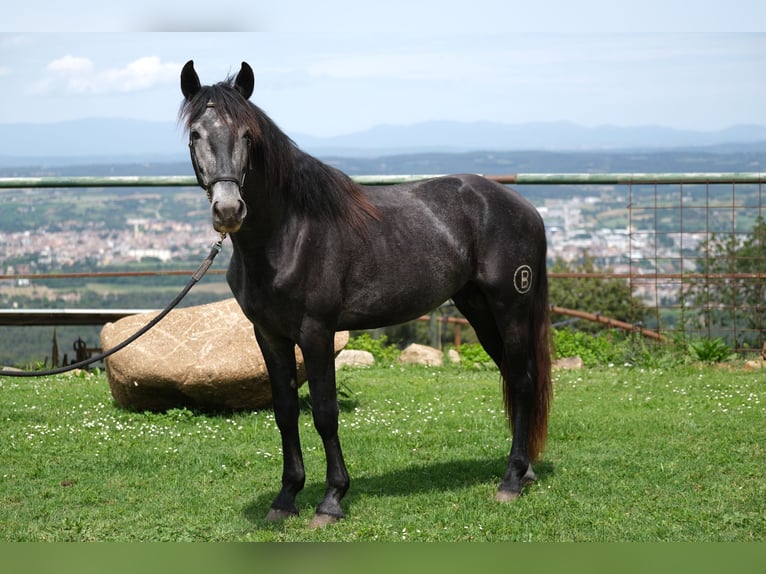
[180,60,552,527]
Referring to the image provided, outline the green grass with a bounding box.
[1,363,764,541]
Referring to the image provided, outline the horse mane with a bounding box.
[178,76,379,234]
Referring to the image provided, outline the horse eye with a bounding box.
[191,130,202,141]
[243,132,253,143]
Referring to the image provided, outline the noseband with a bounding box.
[189,101,252,203]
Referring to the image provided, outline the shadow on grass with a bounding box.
[242,457,555,525]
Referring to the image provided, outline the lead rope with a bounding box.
[1,235,226,378]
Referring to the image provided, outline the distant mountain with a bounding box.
[0,119,189,166]
[293,121,766,156]
[1,118,766,165]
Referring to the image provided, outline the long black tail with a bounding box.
[527,251,552,461]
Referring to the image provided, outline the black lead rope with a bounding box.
[1,237,225,378]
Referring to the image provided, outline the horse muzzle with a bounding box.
[209,181,247,233]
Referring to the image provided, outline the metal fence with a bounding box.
[1,173,764,355]
[512,173,765,353]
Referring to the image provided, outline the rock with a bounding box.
[100,298,348,411]
[335,349,375,369]
[397,343,443,367]
[447,349,461,364]
[553,356,584,370]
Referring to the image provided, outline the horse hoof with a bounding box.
[309,513,339,529]
[266,508,297,523]
[494,490,521,503]
[523,465,538,485]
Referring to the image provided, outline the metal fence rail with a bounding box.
[1,173,764,354]
[1,172,765,188]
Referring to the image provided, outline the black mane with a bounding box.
[179,77,378,231]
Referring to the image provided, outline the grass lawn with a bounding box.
[0,363,764,541]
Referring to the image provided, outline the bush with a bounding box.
[455,343,494,368]
[617,332,687,369]
[554,327,690,368]
[687,337,738,363]
[346,333,401,365]
[553,328,624,367]
[350,327,695,370]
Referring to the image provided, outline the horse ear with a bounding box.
[181,60,201,100]
[235,62,255,100]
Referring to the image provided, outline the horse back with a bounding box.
[365,173,545,263]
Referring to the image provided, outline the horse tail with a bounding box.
[527,248,552,461]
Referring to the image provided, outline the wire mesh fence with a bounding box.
[515,174,765,354]
[625,178,764,353]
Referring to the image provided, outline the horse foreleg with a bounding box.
[255,330,305,521]
[299,323,350,527]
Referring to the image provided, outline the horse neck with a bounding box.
[230,147,367,251]
[230,163,290,252]
[237,146,310,235]
[240,179,279,234]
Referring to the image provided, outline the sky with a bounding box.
[1,1,766,139]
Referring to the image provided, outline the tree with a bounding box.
[549,255,646,334]
[686,216,765,348]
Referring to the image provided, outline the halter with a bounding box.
[188,101,252,203]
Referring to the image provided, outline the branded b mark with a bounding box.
[513,265,532,294]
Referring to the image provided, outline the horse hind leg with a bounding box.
[453,285,544,501]
[453,289,529,497]
[493,316,542,501]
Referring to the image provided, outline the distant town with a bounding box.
[2,218,213,276]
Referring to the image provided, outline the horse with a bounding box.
[179,60,552,528]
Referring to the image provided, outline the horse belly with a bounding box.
[336,249,470,330]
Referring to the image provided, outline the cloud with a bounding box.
[47,55,95,75]
[42,55,180,94]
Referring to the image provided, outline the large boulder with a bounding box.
[100,298,348,411]
[335,349,375,369]
[397,343,443,367]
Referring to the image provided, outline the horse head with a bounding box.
[180,60,255,234]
